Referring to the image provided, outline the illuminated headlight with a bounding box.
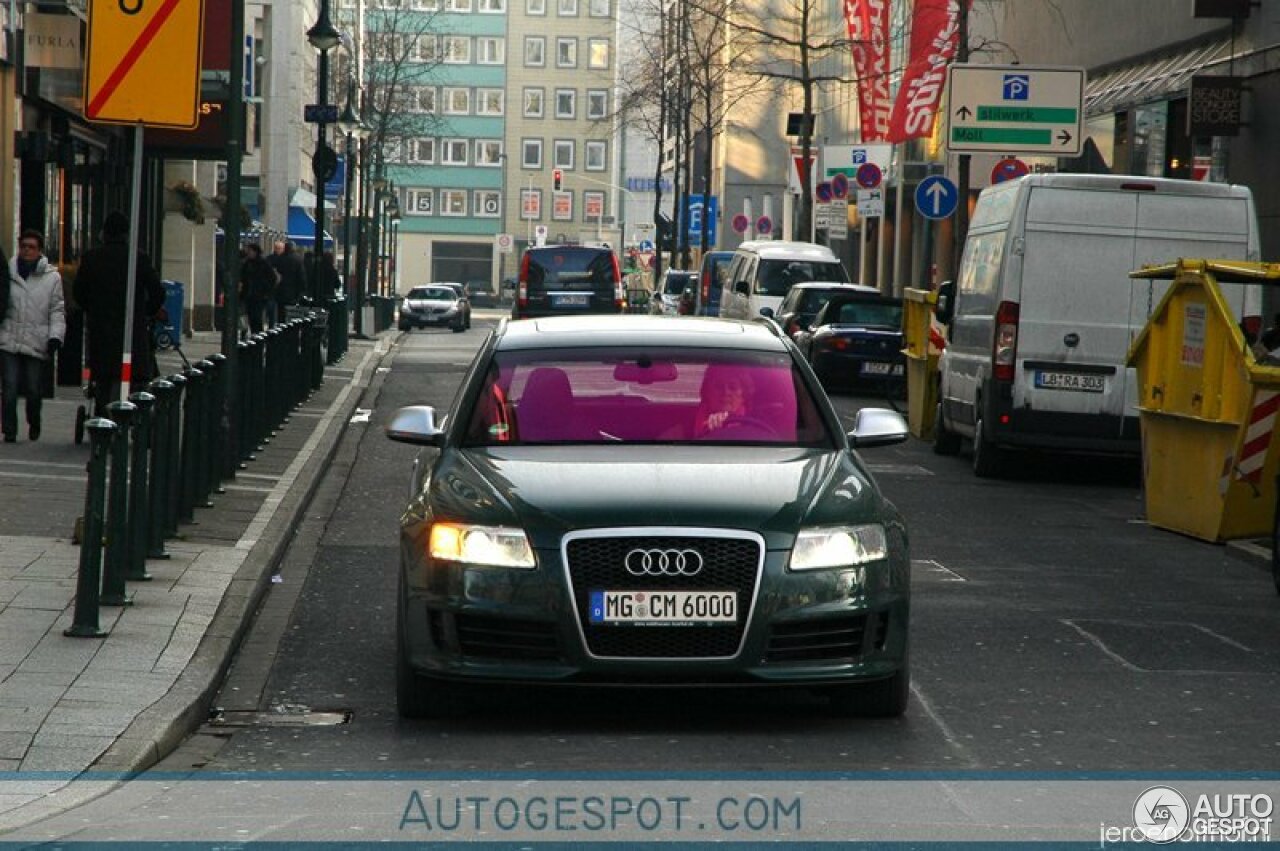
[429,523,535,568]
[789,524,887,571]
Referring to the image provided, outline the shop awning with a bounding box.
[286,206,334,249]
[1085,38,1233,117]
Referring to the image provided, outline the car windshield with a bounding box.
[663,273,694,295]
[800,288,853,318]
[408,287,454,301]
[827,299,903,329]
[756,259,848,296]
[525,248,616,291]
[463,348,832,447]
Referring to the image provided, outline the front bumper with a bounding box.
[401,309,460,327]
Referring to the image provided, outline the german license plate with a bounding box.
[589,590,737,626]
[862,361,904,376]
[552,293,589,307]
[1035,370,1105,393]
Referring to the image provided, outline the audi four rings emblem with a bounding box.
[625,548,704,576]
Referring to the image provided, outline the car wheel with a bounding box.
[932,401,961,455]
[827,662,909,719]
[451,320,465,333]
[398,322,411,332]
[971,414,1004,478]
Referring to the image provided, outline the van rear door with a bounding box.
[1014,186,1137,436]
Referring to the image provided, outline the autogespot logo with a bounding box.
[1133,786,1190,843]
[624,548,704,577]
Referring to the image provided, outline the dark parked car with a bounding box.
[697,250,735,316]
[794,293,905,395]
[513,245,625,319]
[386,315,912,719]
[399,284,470,332]
[773,282,873,340]
[650,270,697,316]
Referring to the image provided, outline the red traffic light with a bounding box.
[553,169,563,191]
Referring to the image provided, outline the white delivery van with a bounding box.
[719,241,850,321]
[934,173,1262,477]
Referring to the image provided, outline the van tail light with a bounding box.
[822,336,849,351]
[1242,315,1262,340]
[993,300,1019,382]
[612,254,626,310]
[786,319,799,337]
[701,270,711,303]
[517,253,530,311]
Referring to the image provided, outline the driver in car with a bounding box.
[695,368,755,436]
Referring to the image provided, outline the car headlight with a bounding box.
[429,523,535,568]
[789,524,887,570]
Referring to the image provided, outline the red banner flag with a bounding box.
[844,0,891,142]
[887,0,970,142]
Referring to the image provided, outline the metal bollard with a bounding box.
[126,391,155,581]
[194,358,217,507]
[263,328,282,433]
[311,319,325,391]
[164,373,186,536]
[147,379,174,559]
[236,340,254,463]
[101,400,136,607]
[179,366,203,524]
[288,320,305,410]
[251,334,269,450]
[203,354,227,494]
[65,418,117,638]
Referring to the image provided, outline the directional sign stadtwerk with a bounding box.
[915,176,958,221]
[84,0,206,128]
[946,64,1085,156]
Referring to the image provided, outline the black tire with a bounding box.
[74,406,87,445]
[451,320,465,333]
[932,401,961,455]
[971,414,1004,478]
[828,662,910,719]
[398,322,411,332]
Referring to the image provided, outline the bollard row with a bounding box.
[66,316,329,638]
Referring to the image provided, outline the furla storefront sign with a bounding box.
[26,13,81,70]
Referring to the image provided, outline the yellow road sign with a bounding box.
[83,0,205,128]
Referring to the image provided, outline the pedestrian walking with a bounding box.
[74,211,166,417]
[268,240,308,323]
[0,231,65,442]
[239,243,277,336]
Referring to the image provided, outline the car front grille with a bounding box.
[454,613,560,661]
[765,615,868,663]
[565,534,761,659]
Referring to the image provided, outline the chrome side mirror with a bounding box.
[847,408,909,449]
[386,405,445,447]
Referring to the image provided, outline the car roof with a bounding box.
[734,240,839,261]
[495,315,790,352]
[791,282,878,295]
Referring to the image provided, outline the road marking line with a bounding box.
[912,559,965,581]
[1060,619,1145,672]
[0,472,84,482]
[1189,623,1253,653]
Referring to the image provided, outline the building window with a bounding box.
[557,0,577,14]
[526,0,545,12]
[552,190,573,221]
[409,138,436,163]
[583,190,606,222]
[588,0,608,15]
[586,89,607,119]
[522,138,543,168]
[446,0,472,10]
[441,190,467,216]
[415,87,437,113]
[384,137,403,163]
[477,37,504,64]
[444,36,472,63]
[479,0,505,10]
[412,0,441,9]
[475,190,502,217]
[475,140,503,165]
[554,89,576,119]
[369,33,405,61]
[443,88,471,114]
[585,140,606,171]
[520,188,541,220]
[587,38,609,69]
[556,37,576,67]
[476,88,504,115]
[553,139,574,169]
[524,36,545,67]
[417,34,439,62]
[442,139,469,165]
[523,87,544,118]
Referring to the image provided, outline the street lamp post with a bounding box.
[337,81,367,338]
[307,0,342,304]
[382,186,400,296]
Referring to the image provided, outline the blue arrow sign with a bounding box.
[915,175,958,221]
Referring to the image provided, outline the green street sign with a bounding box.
[947,65,1085,156]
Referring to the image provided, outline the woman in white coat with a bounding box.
[0,230,65,442]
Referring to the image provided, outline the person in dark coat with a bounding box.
[268,240,308,322]
[239,243,277,336]
[74,211,166,417]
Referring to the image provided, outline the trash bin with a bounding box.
[1127,258,1280,542]
[902,287,940,440]
[155,280,184,349]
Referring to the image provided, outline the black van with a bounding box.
[513,245,625,319]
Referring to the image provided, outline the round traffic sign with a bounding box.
[731,213,750,234]
[815,182,833,203]
[496,233,513,250]
[855,163,882,189]
[831,173,850,199]
[755,215,773,235]
[991,157,1030,184]
[914,175,958,221]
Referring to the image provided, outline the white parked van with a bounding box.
[934,173,1261,477]
[719,241,850,321]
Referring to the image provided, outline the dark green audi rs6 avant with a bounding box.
[386,315,911,719]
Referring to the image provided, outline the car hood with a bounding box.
[421,446,886,550]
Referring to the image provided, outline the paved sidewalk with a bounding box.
[0,329,396,831]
